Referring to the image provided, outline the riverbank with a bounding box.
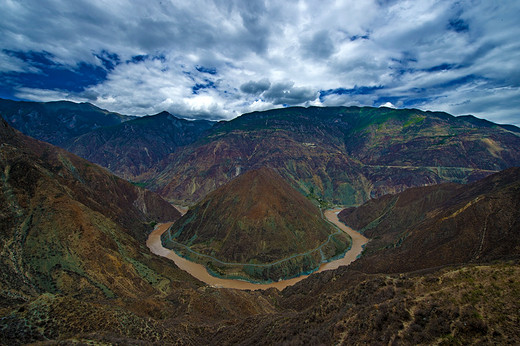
[146,209,369,290]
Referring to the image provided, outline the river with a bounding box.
[146,208,368,290]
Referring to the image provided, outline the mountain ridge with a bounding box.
[143,106,520,205]
[65,110,214,179]
[0,98,133,146]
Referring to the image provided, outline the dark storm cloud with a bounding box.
[262,81,318,105]
[0,0,518,125]
[240,79,271,95]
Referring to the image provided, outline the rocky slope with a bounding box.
[211,263,520,345]
[145,106,520,205]
[339,167,520,273]
[66,111,214,179]
[0,98,132,146]
[0,118,288,344]
[162,167,349,281]
[0,116,185,298]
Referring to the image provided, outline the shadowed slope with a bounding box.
[66,111,214,179]
[0,98,132,146]
[339,167,520,273]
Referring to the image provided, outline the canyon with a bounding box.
[1,100,519,344]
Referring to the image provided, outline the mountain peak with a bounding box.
[155,110,174,117]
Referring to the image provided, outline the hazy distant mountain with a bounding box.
[66,111,214,179]
[163,167,349,281]
[0,98,133,146]
[145,106,520,205]
[339,167,520,273]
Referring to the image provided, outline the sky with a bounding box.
[1,0,519,125]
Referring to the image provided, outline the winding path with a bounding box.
[146,209,368,290]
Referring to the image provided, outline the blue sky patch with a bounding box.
[93,50,120,70]
[0,50,107,99]
[192,80,216,94]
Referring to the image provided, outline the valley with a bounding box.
[147,209,368,290]
[160,167,351,282]
[1,100,519,344]
[2,1,520,343]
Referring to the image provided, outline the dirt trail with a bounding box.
[146,208,368,290]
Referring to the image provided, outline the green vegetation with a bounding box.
[130,181,148,188]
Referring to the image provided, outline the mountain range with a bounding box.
[0,98,133,146]
[0,99,215,180]
[145,106,520,205]
[3,100,519,207]
[1,99,519,344]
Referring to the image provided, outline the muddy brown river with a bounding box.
[146,209,368,290]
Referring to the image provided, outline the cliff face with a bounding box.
[162,167,349,281]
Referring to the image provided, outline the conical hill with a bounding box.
[162,167,350,282]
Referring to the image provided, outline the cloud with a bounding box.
[379,102,396,108]
[240,79,271,94]
[300,30,336,60]
[262,81,318,105]
[0,0,519,126]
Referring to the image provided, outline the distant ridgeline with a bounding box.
[148,106,520,206]
[2,98,519,208]
[161,167,351,282]
[0,98,214,180]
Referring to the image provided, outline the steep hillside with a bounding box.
[66,111,214,179]
[0,117,284,344]
[339,167,520,273]
[0,116,185,302]
[0,98,132,146]
[162,167,349,281]
[145,106,520,204]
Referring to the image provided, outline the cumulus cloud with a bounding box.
[0,0,519,125]
[380,102,396,108]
